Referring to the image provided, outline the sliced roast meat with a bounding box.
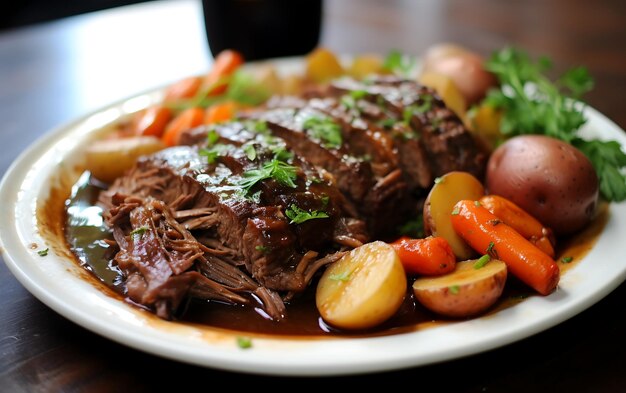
[101,140,368,297]
[98,75,488,322]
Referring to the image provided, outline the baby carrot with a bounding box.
[390,236,456,276]
[131,105,172,138]
[161,107,205,147]
[164,76,202,102]
[205,101,237,124]
[479,195,556,257]
[450,200,559,295]
[201,49,245,96]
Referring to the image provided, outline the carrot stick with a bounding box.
[204,101,237,124]
[479,195,556,257]
[451,200,559,295]
[390,236,456,276]
[164,76,202,102]
[161,107,205,147]
[201,49,244,96]
[131,105,172,138]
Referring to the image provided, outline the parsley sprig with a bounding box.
[484,47,626,201]
[239,155,298,195]
[382,49,416,77]
[285,204,329,224]
[302,115,343,149]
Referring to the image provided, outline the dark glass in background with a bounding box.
[202,0,323,61]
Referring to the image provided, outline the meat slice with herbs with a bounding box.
[100,122,366,319]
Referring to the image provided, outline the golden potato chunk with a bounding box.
[316,241,406,330]
[85,136,165,183]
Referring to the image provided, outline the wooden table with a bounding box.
[1,0,625,390]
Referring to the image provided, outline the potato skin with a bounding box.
[486,135,599,236]
[413,259,507,318]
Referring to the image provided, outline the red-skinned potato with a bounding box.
[421,43,497,106]
[486,135,599,236]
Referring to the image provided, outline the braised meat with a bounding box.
[99,76,487,321]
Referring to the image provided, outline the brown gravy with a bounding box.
[48,172,609,338]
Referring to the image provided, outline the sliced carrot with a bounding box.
[479,195,556,257]
[131,106,172,138]
[450,200,559,295]
[164,76,202,102]
[201,49,245,96]
[390,236,456,276]
[161,107,205,147]
[205,101,237,124]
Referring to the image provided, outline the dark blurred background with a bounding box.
[0,0,153,30]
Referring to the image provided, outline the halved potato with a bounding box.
[85,136,165,183]
[349,54,384,79]
[423,171,485,259]
[305,48,344,83]
[413,259,507,318]
[419,71,467,120]
[316,241,406,330]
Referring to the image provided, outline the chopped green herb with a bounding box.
[255,245,269,253]
[245,119,269,134]
[207,129,220,146]
[249,190,262,203]
[451,207,460,215]
[271,147,294,162]
[243,143,257,161]
[402,97,433,125]
[398,130,417,141]
[239,156,298,195]
[382,49,416,77]
[329,271,351,282]
[341,90,368,112]
[430,117,442,130]
[320,195,330,207]
[561,256,574,263]
[474,254,491,269]
[309,177,325,184]
[37,248,49,257]
[486,241,499,259]
[226,71,271,106]
[377,118,396,130]
[398,216,425,238]
[302,116,343,149]
[130,226,149,238]
[341,95,358,111]
[449,285,460,295]
[236,336,253,349]
[285,204,329,224]
[474,200,481,207]
[350,89,367,100]
[434,177,443,184]
[199,143,231,164]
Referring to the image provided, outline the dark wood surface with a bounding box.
[1,0,626,390]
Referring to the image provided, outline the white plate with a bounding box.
[2,59,626,376]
